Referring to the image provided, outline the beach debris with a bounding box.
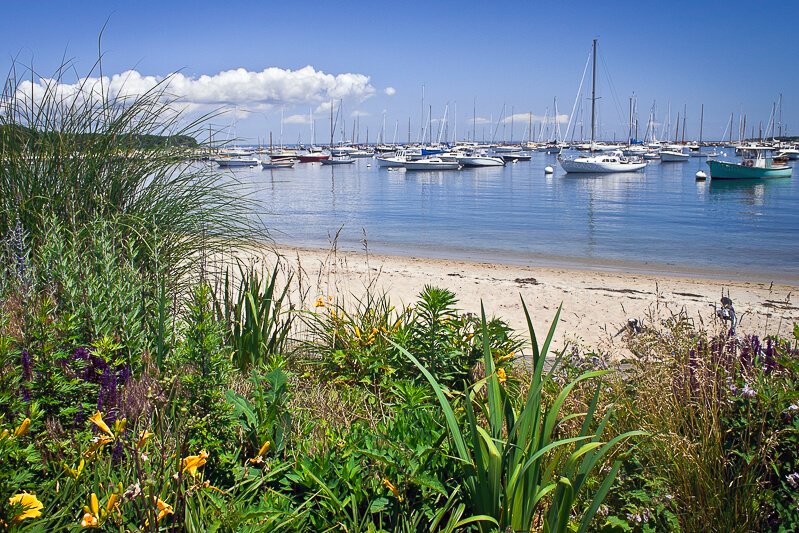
[713,292,737,335]
[614,318,643,337]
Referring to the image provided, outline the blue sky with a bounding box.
[2,0,796,144]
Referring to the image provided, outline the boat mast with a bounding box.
[590,38,597,146]
[681,105,686,144]
[699,104,704,146]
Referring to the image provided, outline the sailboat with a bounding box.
[558,40,647,174]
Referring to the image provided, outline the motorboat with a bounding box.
[660,149,690,162]
[298,153,331,163]
[261,159,295,169]
[558,150,647,173]
[497,152,532,162]
[402,157,460,171]
[320,155,355,165]
[706,148,792,179]
[457,154,505,167]
[214,156,260,168]
[376,150,408,168]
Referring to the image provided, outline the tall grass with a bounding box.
[0,55,255,285]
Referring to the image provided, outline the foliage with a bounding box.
[400,301,644,533]
[216,263,294,372]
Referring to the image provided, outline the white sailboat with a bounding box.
[558,40,647,174]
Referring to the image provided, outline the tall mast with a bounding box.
[681,105,686,144]
[590,38,597,145]
[699,104,704,145]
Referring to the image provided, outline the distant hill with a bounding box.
[0,124,198,149]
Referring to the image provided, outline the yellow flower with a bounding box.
[113,418,127,436]
[181,450,209,477]
[8,493,43,524]
[88,412,114,438]
[83,434,114,458]
[80,512,98,528]
[496,368,507,384]
[13,417,31,438]
[314,297,325,308]
[136,430,154,449]
[497,351,515,363]
[63,458,85,479]
[105,493,119,513]
[382,478,403,502]
[248,440,271,464]
[156,498,173,522]
[90,493,99,517]
[0,428,9,440]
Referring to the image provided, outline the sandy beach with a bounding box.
[264,244,799,357]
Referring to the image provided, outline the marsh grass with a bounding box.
[0,55,256,289]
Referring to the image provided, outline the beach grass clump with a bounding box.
[0,56,254,285]
[604,315,799,532]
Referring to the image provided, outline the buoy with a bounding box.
[544,165,554,174]
[695,170,707,181]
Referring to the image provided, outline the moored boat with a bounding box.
[457,154,505,167]
[559,150,647,173]
[660,149,690,162]
[320,155,355,165]
[261,159,295,169]
[214,156,261,168]
[402,157,460,171]
[706,149,792,180]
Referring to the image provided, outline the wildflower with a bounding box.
[0,428,8,440]
[83,434,115,458]
[136,430,154,449]
[382,478,403,502]
[63,458,85,479]
[8,493,43,524]
[739,383,757,398]
[113,418,126,435]
[181,450,209,477]
[496,368,507,384]
[156,498,173,522]
[80,512,99,528]
[497,352,515,363]
[89,411,114,438]
[248,440,271,465]
[13,417,31,438]
[314,296,325,308]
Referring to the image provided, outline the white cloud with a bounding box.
[283,114,310,124]
[384,86,396,96]
[14,65,376,113]
[351,110,370,118]
[501,112,569,125]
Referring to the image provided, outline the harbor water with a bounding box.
[229,151,799,283]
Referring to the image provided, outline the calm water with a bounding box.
[228,151,799,283]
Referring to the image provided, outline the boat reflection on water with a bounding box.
[708,177,792,207]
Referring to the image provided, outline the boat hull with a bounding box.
[320,158,355,165]
[660,151,690,162]
[298,154,330,163]
[458,156,505,167]
[559,158,646,173]
[403,161,460,171]
[706,160,792,179]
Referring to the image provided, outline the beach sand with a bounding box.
[262,244,798,357]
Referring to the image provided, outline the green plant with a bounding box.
[400,301,644,532]
[0,55,254,285]
[217,263,293,372]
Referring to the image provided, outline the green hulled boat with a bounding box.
[707,148,792,179]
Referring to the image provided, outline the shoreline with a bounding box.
[268,243,799,357]
[265,236,799,287]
